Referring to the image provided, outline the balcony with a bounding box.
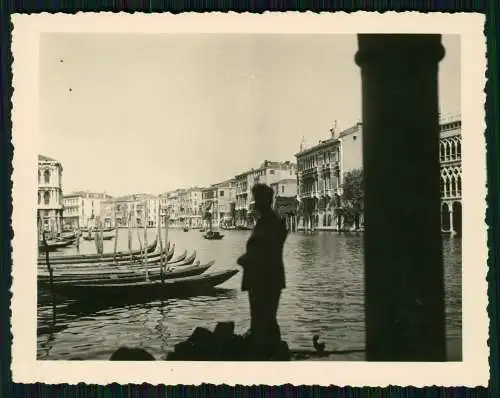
[302,165,317,175]
[38,203,63,210]
[299,190,319,199]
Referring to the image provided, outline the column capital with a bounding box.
[355,34,445,68]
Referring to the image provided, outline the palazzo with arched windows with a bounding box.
[295,123,364,231]
[439,118,462,236]
[37,154,64,237]
[295,116,461,235]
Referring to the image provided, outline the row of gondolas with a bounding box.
[37,237,239,305]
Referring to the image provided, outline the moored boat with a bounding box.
[37,244,180,267]
[37,237,158,262]
[38,260,214,284]
[82,234,114,241]
[37,249,196,277]
[40,269,239,302]
[58,232,76,241]
[38,239,75,253]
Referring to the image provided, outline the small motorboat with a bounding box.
[82,234,114,241]
[203,231,224,240]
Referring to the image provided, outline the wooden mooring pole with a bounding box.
[355,34,447,361]
[144,201,149,281]
[157,203,165,282]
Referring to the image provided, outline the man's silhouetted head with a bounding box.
[252,183,274,215]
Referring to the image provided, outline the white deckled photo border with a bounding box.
[10,11,488,386]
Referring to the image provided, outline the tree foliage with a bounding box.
[342,168,364,217]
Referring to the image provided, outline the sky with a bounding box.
[39,34,460,197]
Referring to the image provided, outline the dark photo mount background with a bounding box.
[0,0,497,396]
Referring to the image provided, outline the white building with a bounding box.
[38,155,64,235]
[106,193,159,227]
[201,179,236,228]
[184,187,204,228]
[234,160,296,227]
[295,123,362,231]
[63,191,113,229]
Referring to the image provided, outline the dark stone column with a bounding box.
[355,35,447,361]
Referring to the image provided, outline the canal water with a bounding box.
[37,229,462,360]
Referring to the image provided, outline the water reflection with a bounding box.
[37,229,461,360]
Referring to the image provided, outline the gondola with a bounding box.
[38,239,75,253]
[37,249,196,276]
[37,237,158,263]
[38,260,214,284]
[38,257,203,281]
[37,242,174,266]
[58,232,76,241]
[41,269,239,302]
[37,244,181,268]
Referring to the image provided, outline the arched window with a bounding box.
[38,191,41,204]
[43,191,50,205]
[327,214,332,226]
[457,140,462,159]
[38,170,41,183]
[457,175,462,196]
[44,169,50,184]
[451,176,457,197]
[440,143,445,161]
[445,178,450,198]
[451,140,456,159]
[440,178,445,197]
[446,142,451,160]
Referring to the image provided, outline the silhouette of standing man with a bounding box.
[237,183,288,359]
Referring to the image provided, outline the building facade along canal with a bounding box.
[234,160,297,227]
[63,191,112,229]
[295,123,363,231]
[439,116,462,236]
[295,116,462,233]
[37,154,64,235]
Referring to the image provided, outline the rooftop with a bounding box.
[112,193,156,202]
[64,191,112,199]
[38,154,58,162]
[272,178,297,184]
[212,178,236,188]
[235,160,296,178]
[295,122,362,158]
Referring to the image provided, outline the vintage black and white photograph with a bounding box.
[11,12,487,386]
